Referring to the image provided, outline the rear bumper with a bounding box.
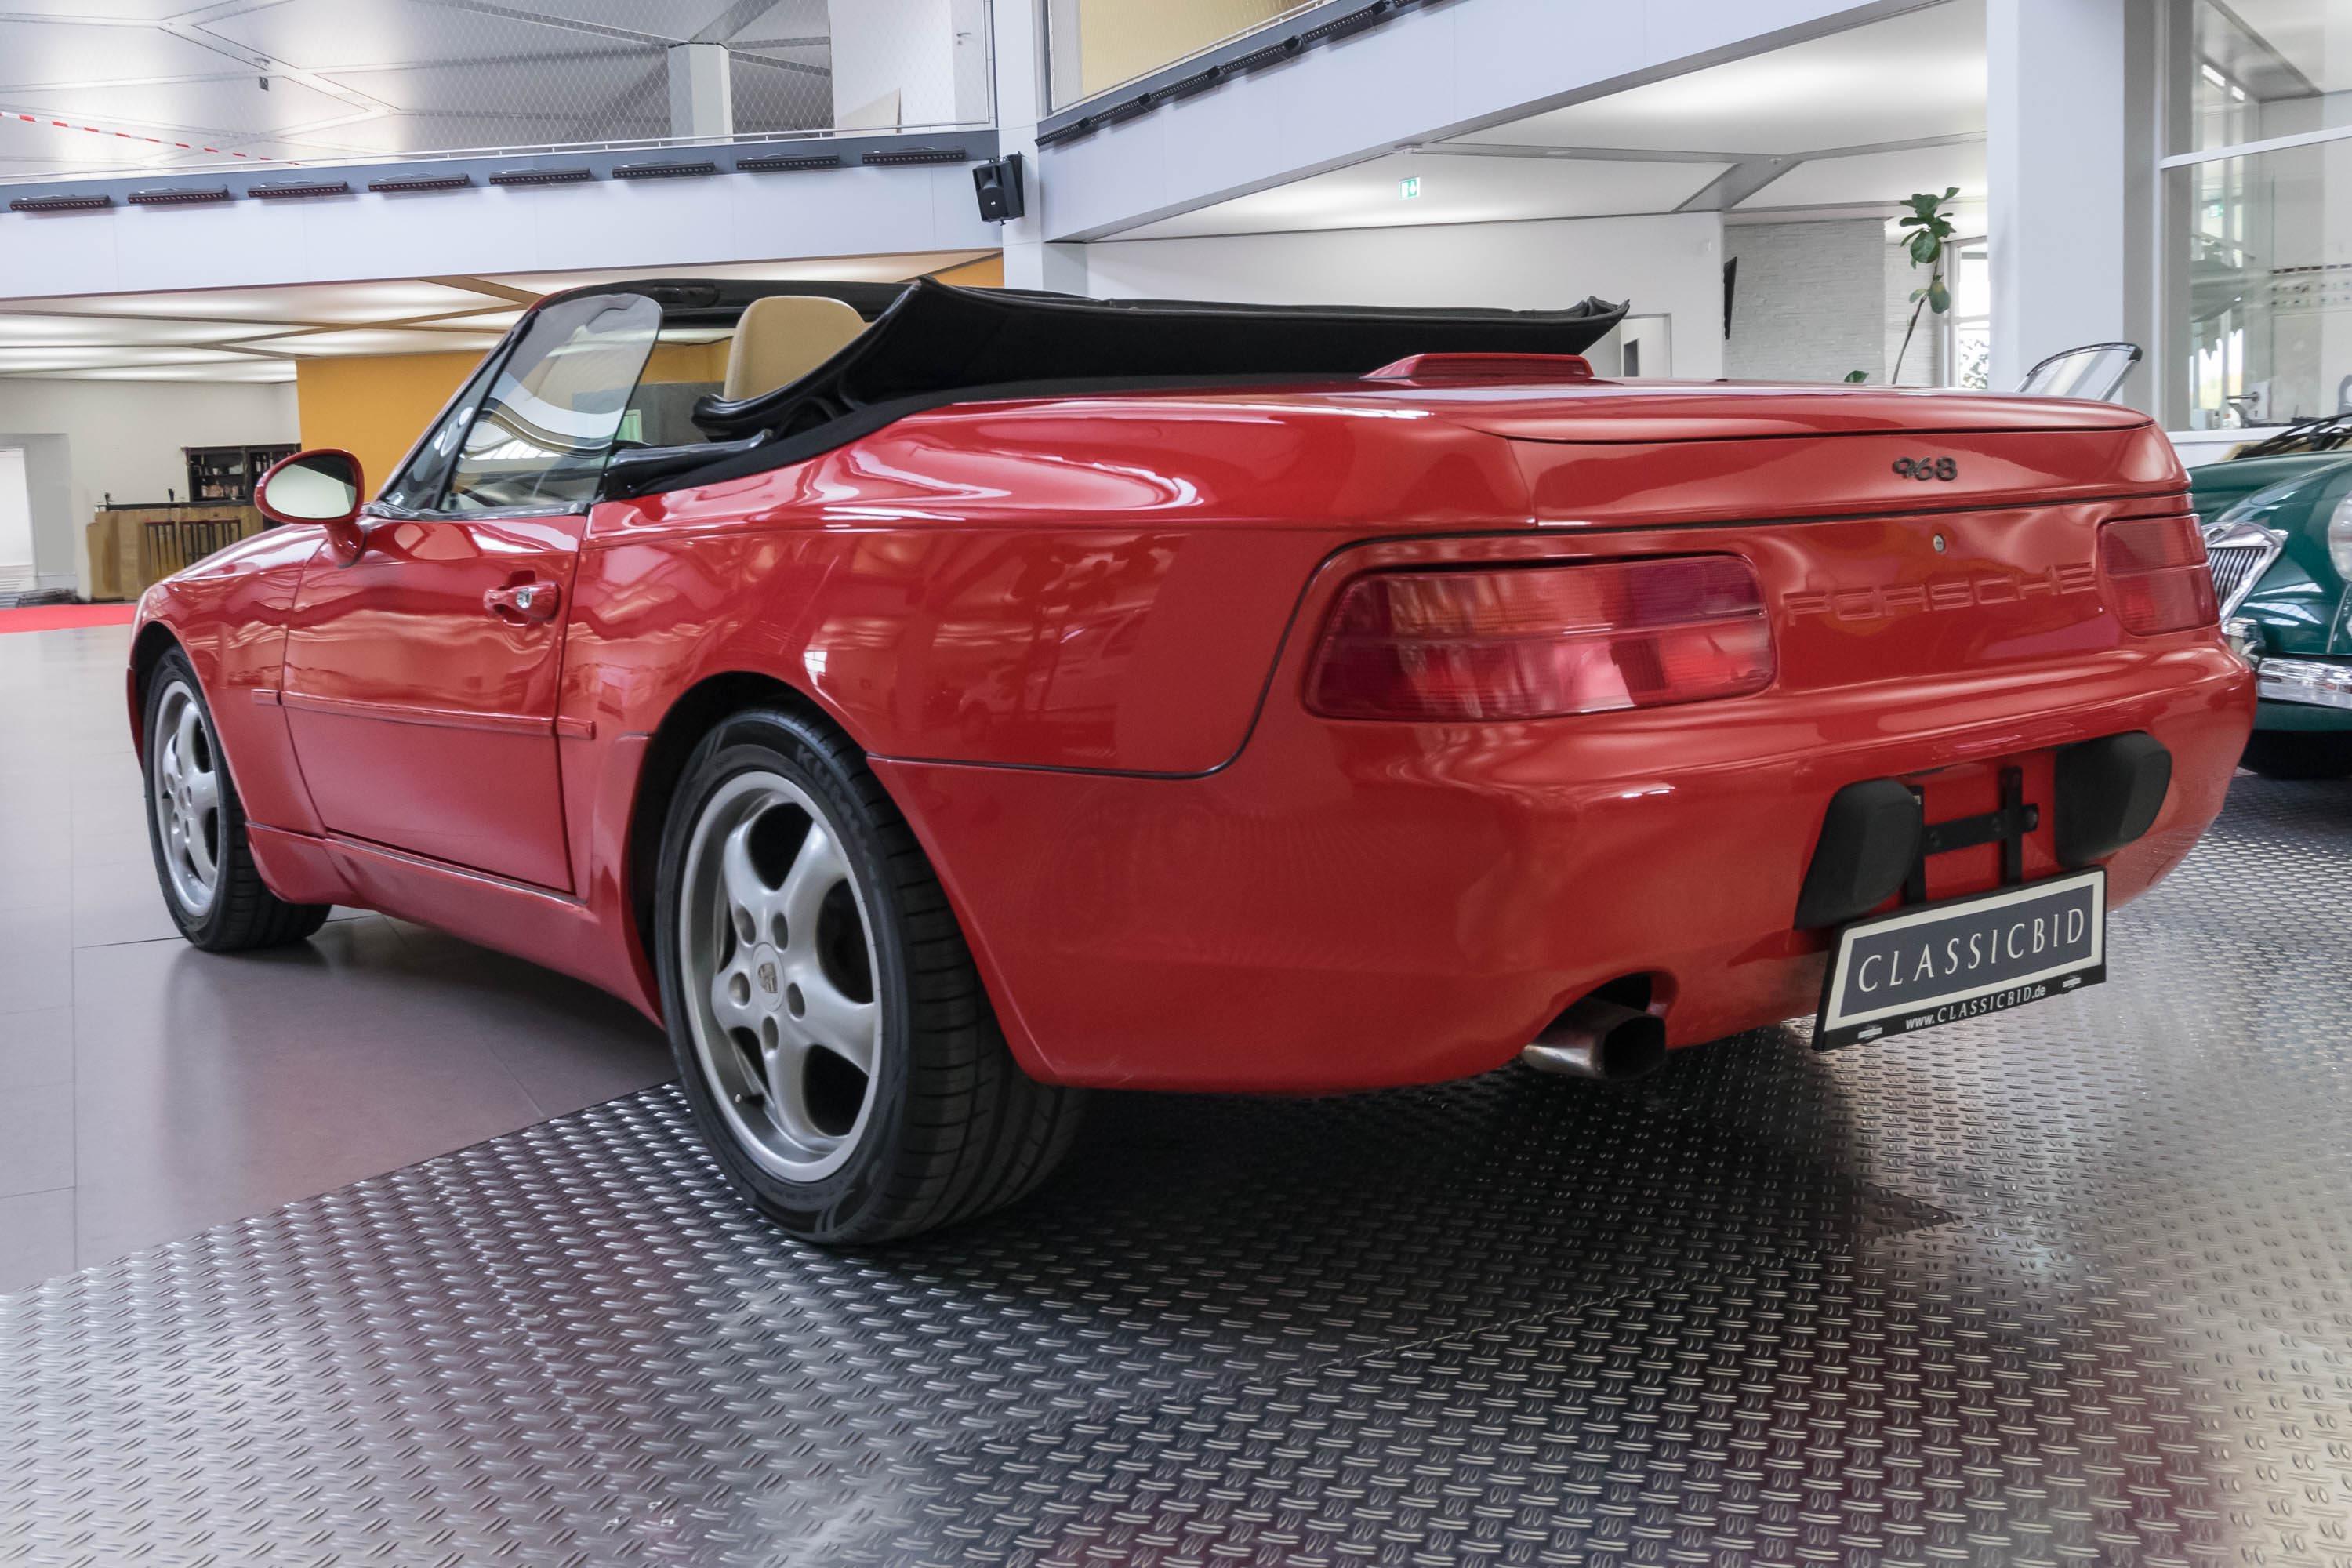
[880,641,2254,1094]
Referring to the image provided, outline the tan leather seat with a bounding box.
[721,295,867,402]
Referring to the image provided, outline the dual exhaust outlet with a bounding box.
[1520,996,1668,1083]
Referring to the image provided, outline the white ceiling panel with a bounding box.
[1739,140,1987,213]
[0,0,215,16]
[0,115,191,173]
[242,326,508,355]
[26,361,297,382]
[0,343,260,372]
[22,280,514,322]
[1,76,365,143]
[0,0,872,166]
[319,53,666,139]
[1453,0,1984,158]
[727,0,833,44]
[196,1,676,70]
[0,18,252,86]
[1119,151,1727,240]
[0,312,271,345]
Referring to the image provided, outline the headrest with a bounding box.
[721,295,868,403]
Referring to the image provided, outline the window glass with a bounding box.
[1944,241,1991,391]
[442,292,663,513]
[2173,140,2350,428]
[2185,0,2348,155]
[376,352,503,514]
[619,328,735,448]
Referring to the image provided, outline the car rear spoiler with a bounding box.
[689,281,1629,442]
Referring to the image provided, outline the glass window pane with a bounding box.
[2172,140,2352,429]
[1049,0,1316,111]
[620,330,734,450]
[443,293,662,513]
[378,353,503,514]
[2186,0,2351,154]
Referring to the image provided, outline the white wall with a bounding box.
[1083,212,1731,379]
[1724,219,1886,383]
[829,0,992,129]
[1986,0,2148,399]
[0,379,299,594]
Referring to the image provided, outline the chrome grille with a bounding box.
[2206,543,2267,610]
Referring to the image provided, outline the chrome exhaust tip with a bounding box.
[1521,996,1668,1083]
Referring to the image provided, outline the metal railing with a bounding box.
[2,4,995,184]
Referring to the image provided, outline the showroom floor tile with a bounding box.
[0,623,674,1295]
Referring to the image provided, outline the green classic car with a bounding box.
[2190,416,2352,779]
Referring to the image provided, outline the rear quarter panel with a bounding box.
[570,396,1530,774]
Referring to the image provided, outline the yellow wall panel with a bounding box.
[295,351,481,500]
[296,340,735,499]
[929,255,1005,288]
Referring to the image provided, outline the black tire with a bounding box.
[141,649,332,952]
[2241,729,2352,781]
[654,705,1084,1244]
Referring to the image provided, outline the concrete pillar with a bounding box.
[667,44,734,140]
[1986,0,2160,407]
[991,0,1088,295]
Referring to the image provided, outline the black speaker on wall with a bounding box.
[973,153,1025,223]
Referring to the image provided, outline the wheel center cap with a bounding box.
[752,945,782,997]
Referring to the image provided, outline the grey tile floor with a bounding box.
[0,622,674,1294]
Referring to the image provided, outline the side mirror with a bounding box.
[254,449,367,563]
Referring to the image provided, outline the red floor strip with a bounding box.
[0,603,139,635]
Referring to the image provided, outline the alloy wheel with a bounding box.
[678,770,882,1182]
[151,681,222,916]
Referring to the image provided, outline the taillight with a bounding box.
[2097,514,2216,635]
[1305,555,1776,721]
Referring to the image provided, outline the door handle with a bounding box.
[484,580,561,622]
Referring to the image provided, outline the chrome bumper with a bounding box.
[2256,658,2352,712]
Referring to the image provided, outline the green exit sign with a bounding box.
[1399,176,1421,200]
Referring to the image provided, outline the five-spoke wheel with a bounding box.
[151,679,223,917]
[655,705,1084,1243]
[140,649,329,951]
[680,771,881,1182]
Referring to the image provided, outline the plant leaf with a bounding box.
[1909,231,1939,264]
[1929,281,1951,314]
[1844,370,1870,383]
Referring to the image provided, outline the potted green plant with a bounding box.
[1844,188,1961,386]
[1889,187,1960,386]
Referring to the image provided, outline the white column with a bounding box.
[1986,0,2158,402]
[992,0,1088,294]
[666,44,734,140]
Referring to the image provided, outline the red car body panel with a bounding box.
[131,377,2255,1091]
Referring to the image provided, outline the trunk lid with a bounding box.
[1446,383,2193,690]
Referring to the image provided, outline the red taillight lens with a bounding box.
[2098,514,2216,635]
[1305,555,1776,721]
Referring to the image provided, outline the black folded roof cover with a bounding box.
[694,281,1628,440]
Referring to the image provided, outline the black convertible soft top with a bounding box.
[690,281,1628,442]
[561,278,1627,495]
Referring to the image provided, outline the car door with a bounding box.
[281,292,662,891]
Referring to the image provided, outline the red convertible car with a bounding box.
[132,279,2253,1241]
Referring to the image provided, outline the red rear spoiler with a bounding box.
[1363,353,1597,384]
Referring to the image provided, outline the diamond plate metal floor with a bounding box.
[4,775,2351,1568]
